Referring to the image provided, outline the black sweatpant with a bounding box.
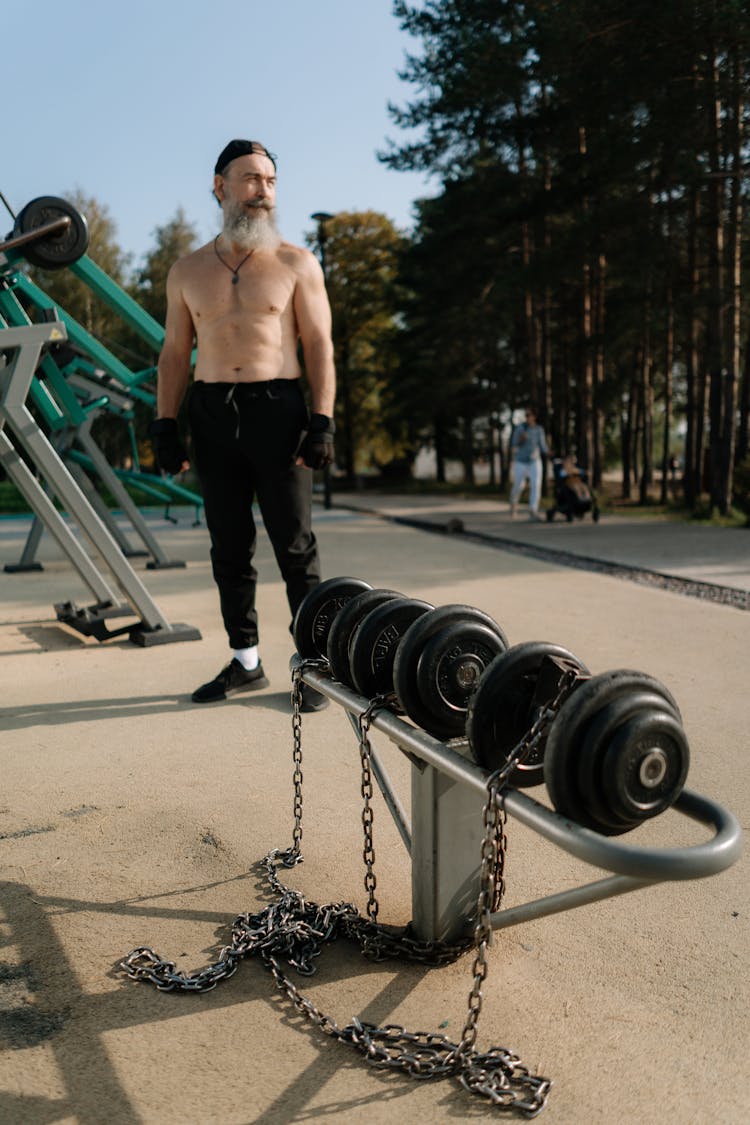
[188,379,321,649]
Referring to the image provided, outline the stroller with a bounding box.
[546,457,600,522]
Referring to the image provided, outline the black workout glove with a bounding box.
[148,417,188,475]
[298,413,335,470]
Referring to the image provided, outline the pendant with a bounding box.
[232,275,239,285]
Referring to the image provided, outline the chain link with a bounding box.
[120,660,584,1116]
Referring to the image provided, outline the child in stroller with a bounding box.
[546,455,600,522]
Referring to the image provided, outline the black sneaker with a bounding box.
[192,659,269,703]
[299,683,330,713]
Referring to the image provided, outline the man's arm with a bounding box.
[293,250,336,416]
[157,262,195,419]
[151,263,195,474]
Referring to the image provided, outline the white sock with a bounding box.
[233,646,259,671]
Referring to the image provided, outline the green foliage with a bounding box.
[0,480,31,514]
[131,208,198,325]
[306,211,407,478]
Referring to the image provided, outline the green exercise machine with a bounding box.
[0,195,200,644]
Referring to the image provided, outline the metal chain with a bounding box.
[120,662,584,1115]
[264,658,330,893]
[458,662,585,1061]
[356,693,395,924]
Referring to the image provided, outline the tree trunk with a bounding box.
[499,409,511,491]
[639,336,654,506]
[434,417,447,483]
[461,412,475,485]
[577,126,594,471]
[622,357,639,500]
[721,47,743,510]
[339,340,355,483]
[522,220,541,409]
[660,191,675,505]
[540,81,554,428]
[488,416,497,488]
[633,346,645,494]
[593,249,606,488]
[516,98,542,414]
[660,294,675,505]
[705,48,726,514]
[684,185,702,509]
[738,341,750,465]
[638,181,658,506]
[621,405,632,500]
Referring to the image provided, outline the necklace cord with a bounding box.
[214,235,254,284]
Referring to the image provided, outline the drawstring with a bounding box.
[223,381,282,440]
[224,385,240,440]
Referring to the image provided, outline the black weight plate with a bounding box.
[349,597,434,698]
[326,588,404,686]
[394,604,509,721]
[576,689,681,835]
[544,669,682,832]
[14,196,89,269]
[409,622,507,739]
[292,576,372,658]
[467,641,589,788]
[602,709,689,827]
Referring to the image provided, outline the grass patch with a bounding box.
[0,477,201,517]
[0,480,32,515]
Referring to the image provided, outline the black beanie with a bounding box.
[214,140,277,175]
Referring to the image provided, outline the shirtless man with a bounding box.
[150,139,335,707]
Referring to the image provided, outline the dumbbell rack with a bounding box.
[293,659,742,945]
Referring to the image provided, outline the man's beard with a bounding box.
[222,198,282,251]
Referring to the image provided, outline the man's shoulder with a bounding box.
[170,242,213,279]
[276,241,319,273]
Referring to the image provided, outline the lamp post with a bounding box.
[310,211,334,509]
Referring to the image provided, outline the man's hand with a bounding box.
[148,418,189,475]
[297,413,335,470]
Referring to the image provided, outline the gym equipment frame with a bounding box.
[2,350,187,571]
[0,318,200,645]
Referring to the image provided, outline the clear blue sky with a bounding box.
[3,0,432,269]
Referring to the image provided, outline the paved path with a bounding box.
[0,505,747,1124]
[330,490,750,599]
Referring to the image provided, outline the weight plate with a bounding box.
[467,641,589,788]
[13,196,89,269]
[292,576,372,658]
[576,689,681,834]
[326,588,404,686]
[407,621,507,739]
[349,597,434,698]
[394,604,509,723]
[544,669,682,833]
[601,708,689,827]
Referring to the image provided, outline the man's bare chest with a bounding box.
[184,262,296,326]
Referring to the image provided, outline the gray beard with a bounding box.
[222,200,282,251]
